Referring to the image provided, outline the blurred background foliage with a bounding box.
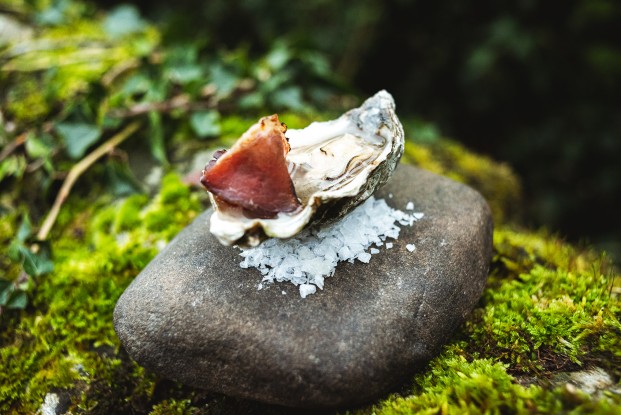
[0,0,620,289]
[109,0,620,261]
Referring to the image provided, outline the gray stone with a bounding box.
[114,164,493,408]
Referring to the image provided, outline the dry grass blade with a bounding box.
[36,121,142,241]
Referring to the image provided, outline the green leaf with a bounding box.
[6,291,27,309]
[190,110,221,138]
[56,122,102,159]
[16,214,32,242]
[148,111,168,165]
[0,280,12,306]
[238,92,264,110]
[104,5,146,38]
[22,249,54,277]
[25,134,52,159]
[210,63,238,99]
[271,86,304,111]
[167,65,203,84]
[8,240,24,262]
[0,155,27,181]
[35,1,68,25]
[104,160,143,196]
[265,42,291,71]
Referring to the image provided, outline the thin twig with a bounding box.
[36,121,141,241]
[107,94,215,118]
[0,132,28,162]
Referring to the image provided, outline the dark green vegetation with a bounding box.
[1,2,620,414]
[112,0,621,263]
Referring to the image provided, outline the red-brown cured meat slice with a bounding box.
[200,115,301,217]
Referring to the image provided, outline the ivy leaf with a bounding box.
[265,42,291,71]
[271,86,305,111]
[105,160,143,196]
[190,110,221,138]
[22,249,54,277]
[0,280,12,306]
[167,65,204,84]
[6,291,27,310]
[8,239,23,262]
[56,122,102,159]
[0,155,27,181]
[16,214,32,242]
[25,133,52,159]
[210,63,238,99]
[103,5,146,39]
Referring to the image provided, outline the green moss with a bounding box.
[1,5,159,124]
[403,139,522,224]
[149,399,195,415]
[0,172,200,414]
[472,247,620,373]
[2,156,620,414]
[4,76,51,123]
[1,61,619,413]
[365,352,620,415]
[352,226,620,415]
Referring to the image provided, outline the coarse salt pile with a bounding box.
[239,196,424,298]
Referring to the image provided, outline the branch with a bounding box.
[107,94,215,118]
[36,121,141,241]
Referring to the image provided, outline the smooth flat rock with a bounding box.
[114,164,493,408]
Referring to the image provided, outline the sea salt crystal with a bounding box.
[406,201,414,210]
[357,252,372,263]
[406,244,416,252]
[299,284,317,298]
[239,196,424,298]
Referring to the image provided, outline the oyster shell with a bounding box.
[202,90,404,247]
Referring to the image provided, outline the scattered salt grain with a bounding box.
[406,244,416,252]
[299,284,317,298]
[406,201,414,210]
[239,196,423,298]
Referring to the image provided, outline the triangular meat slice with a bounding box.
[200,114,301,218]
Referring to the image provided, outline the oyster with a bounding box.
[201,90,404,247]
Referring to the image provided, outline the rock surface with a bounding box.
[114,164,493,408]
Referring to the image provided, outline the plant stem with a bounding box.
[36,121,141,241]
[0,132,28,162]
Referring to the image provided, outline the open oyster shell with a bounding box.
[206,90,404,247]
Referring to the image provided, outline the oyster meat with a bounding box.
[200,90,404,247]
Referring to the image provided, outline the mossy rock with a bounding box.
[1,2,618,412]
[1,134,619,414]
[403,139,522,225]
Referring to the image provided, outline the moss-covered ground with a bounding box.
[1,2,620,414]
[1,137,620,414]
